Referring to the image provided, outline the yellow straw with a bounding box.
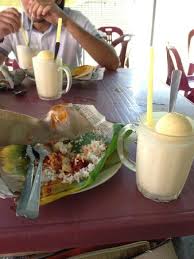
[146,0,157,127]
[146,47,154,127]
[56,18,62,43]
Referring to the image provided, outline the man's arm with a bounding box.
[63,18,119,71]
[29,1,120,70]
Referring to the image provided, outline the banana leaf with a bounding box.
[40,123,123,205]
[0,104,94,146]
[0,145,28,192]
[0,102,130,208]
[0,123,125,205]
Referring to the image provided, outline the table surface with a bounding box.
[1,68,194,254]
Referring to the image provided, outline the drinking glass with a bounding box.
[32,56,72,100]
[16,45,36,69]
[117,112,194,202]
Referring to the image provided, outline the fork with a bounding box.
[19,144,49,219]
[16,145,35,217]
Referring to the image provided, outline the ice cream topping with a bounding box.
[155,112,192,136]
[37,50,54,60]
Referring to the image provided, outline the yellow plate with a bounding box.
[71,65,95,78]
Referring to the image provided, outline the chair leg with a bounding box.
[188,63,194,75]
[125,57,129,68]
[186,92,194,103]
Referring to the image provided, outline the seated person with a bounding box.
[0,0,119,70]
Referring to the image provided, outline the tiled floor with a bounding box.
[1,237,194,258]
[173,236,194,259]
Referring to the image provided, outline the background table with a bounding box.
[0,69,194,254]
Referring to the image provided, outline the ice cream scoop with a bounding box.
[155,112,192,136]
[37,50,54,60]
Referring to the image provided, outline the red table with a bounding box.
[0,69,194,254]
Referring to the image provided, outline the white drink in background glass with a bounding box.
[32,55,72,100]
[16,45,36,69]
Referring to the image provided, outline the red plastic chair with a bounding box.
[188,29,194,75]
[112,34,133,68]
[98,26,123,44]
[166,46,194,103]
[4,58,20,70]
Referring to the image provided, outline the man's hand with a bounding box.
[0,8,21,39]
[29,0,67,25]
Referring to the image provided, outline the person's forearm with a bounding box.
[64,17,119,70]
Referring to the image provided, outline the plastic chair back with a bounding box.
[188,29,194,54]
[4,58,20,70]
[166,46,191,95]
[112,34,132,68]
[188,29,194,75]
[98,26,123,44]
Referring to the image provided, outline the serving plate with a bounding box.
[40,150,122,205]
[76,157,121,194]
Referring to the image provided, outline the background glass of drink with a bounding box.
[32,57,72,100]
[16,45,36,69]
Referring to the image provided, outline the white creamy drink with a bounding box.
[32,50,63,100]
[16,45,35,69]
[136,112,194,201]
